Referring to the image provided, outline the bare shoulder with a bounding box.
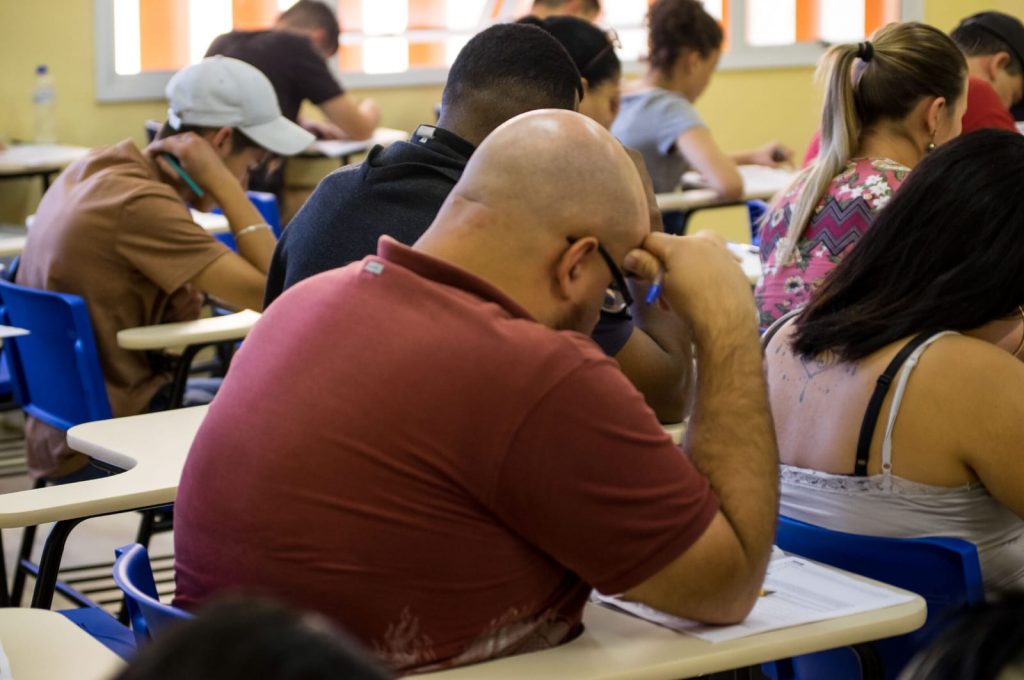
[914,332,1024,404]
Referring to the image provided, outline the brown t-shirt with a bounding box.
[17,140,229,477]
[174,239,719,673]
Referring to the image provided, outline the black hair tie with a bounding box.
[856,41,874,62]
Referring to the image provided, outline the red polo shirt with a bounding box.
[174,238,718,673]
[962,76,1018,134]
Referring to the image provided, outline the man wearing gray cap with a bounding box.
[16,56,313,482]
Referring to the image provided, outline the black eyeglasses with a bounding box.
[566,236,634,314]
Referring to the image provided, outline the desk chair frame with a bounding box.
[0,280,233,610]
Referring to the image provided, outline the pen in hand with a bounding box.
[161,153,205,198]
[645,266,665,305]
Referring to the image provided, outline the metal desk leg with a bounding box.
[30,517,85,609]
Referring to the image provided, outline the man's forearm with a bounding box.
[685,312,778,567]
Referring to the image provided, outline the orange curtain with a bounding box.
[410,0,446,29]
[231,0,280,30]
[139,0,189,71]
[864,0,900,36]
[795,0,820,43]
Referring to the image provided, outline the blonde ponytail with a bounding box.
[771,22,966,268]
[775,44,861,267]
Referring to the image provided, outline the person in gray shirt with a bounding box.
[612,0,791,201]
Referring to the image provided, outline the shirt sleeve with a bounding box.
[491,357,720,595]
[650,92,706,156]
[590,311,634,357]
[116,192,230,295]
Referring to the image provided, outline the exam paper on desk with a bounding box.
[594,556,915,643]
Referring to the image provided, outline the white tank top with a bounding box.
[779,331,1024,594]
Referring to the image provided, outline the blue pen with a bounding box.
[161,153,204,198]
[645,268,664,305]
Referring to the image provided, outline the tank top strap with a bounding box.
[853,331,952,476]
[879,331,958,476]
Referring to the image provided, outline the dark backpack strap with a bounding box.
[761,308,802,353]
[852,332,935,476]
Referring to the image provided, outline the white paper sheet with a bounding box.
[595,556,915,643]
[308,128,407,158]
[682,165,795,198]
[726,242,762,283]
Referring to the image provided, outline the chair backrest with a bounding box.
[767,515,985,679]
[214,191,283,250]
[746,199,769,246]
[113,543,193,645]
[0,279,112,431]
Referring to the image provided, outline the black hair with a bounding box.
[647,0,723,73]
[279,0,341,55]
[951,13,1024,75]
[440,23,582,139]
[532,0,601,14]
[792,129,1024,362]
[112,597,391,680]
[154,122,262,154]
[899,592,1024,680]
[517,16,620,88]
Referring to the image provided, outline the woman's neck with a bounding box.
[856,125,926,169]
[644,69,693,100]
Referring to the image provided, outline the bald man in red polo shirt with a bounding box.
[174,110,778,673]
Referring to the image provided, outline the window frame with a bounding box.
[93,0,926,102]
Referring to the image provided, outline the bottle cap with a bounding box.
[36,65,48,75]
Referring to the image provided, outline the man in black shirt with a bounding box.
[207,1,379,140]
[267,23,692,423]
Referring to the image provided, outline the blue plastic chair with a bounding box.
[113,543,194,645]
[0,279,113,431]
[763,516,985,680]
[0,280,119,604]
[214,191,283,251]
[746,199,769,247]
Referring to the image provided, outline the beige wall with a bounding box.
[0,0,1019,223]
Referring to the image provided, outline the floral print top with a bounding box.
[755,157,910,329]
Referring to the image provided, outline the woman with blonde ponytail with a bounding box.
[755,22,967,329]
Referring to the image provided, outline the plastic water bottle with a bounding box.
[32,65,57,144]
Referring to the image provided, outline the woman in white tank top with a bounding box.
[763,129,1024,594]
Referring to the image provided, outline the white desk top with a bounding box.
[727,242,762,285]
[66,408,925,680]
[421,594,924,680]
[0,325,28,340]
[304,127,407,159]
[117,309,260,351]
[0,609,125,679]
[189,209,230,235]
[0,144,90,175]
[657,165,795,212]
[0,407,206,530]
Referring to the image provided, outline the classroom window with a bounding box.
[94,0,923,101]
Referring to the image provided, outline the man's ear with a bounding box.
[555,237,596,301]
[209,127,234,157]
[993,51,1012,76]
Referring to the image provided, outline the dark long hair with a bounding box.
[518,16,621,89]
[792,129,1024,362]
